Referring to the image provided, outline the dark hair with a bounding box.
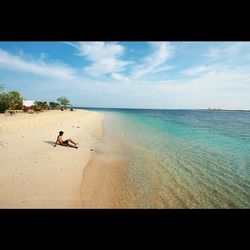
[59,131,64,136]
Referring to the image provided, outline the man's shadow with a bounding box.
[43,141,55,146]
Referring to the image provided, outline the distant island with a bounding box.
[206,108,250,112]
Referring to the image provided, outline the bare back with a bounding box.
[56,135,63,144]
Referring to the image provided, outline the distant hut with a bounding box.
[22,100,35,109]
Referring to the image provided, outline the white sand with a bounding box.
[0,109,104,208]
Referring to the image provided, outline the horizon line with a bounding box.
[73,106,250,111]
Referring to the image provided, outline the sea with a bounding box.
[79,108,250,208]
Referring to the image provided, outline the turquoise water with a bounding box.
[81,108,250,208]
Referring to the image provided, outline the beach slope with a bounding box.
[0,109,104,208]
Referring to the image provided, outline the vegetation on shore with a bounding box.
[0,83,72,114]
[57,96,70,110]
[49,102,60,110]
[0,83,23,113]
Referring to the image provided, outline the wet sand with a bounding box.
[80,116,138,208]
[81,138,137,208]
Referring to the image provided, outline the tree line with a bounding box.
[0,83,72,113]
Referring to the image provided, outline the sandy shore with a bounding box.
[81,118,138,208]
[81,145,130,208]
[0,109,104,208]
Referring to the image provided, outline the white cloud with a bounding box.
[203,46,223,61]
[131,42,174,79]
[182,65,213,76]
[111,73,130,82]
[68,42,131,76]
[150,64,174,74]
[77,42,124,60]
[39,52,48,61]
[203,42,250,62]
[0,49,76,81]
[152,64,250,109]
[1,42,250,109]
[65,41,174,81]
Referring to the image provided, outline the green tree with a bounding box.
[0,83,9,113]
[41,102,49,110]
[7,91,23,111]
[34,101,49,111]
[0,82,4,92]
[34,101,42,111]
[0,101,9,113]
[49,101,60,110]
[0,85,23,113]
[57,96,70,110]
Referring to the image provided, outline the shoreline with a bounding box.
[2,108,248,208]
[80,109,250,208]
[0,109,104,208]
[80,114,138,208]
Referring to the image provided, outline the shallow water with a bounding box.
[81,108,250,208]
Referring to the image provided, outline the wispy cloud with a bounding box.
[65,42,175,81]
[125,63,250,109]
[131,42,174,79]
[67,42,132,77]
[203,42,250,62]
[111,73,130,82]
[182,65,213,76]
[182,42,250,81]
[0,49,76,81]
[1,42,250,109]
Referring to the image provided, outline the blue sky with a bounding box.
[0,42,250,109]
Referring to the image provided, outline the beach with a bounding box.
[0,109,104,208]
[1,108,249,208]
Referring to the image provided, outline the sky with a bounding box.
[0,41,250,109]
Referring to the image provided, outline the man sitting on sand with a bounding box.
[54,131,78,149]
